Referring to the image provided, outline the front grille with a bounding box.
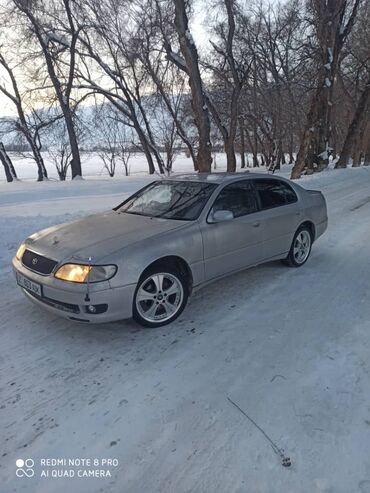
[26,290,80,314]
[22,249,58,275]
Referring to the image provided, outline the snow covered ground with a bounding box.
[1,161,370,493]
[4,150,231,181]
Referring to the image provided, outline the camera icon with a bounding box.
[16,459,35,478]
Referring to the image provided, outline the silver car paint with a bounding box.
[25,211,189,261]
[200,209,266,279]
[12,173,328,323]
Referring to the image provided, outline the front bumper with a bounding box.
[12,257,136,323]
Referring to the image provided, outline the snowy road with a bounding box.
[1,168,370,493]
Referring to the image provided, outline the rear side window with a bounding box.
[211,181,258,218]
[254,179,297,210]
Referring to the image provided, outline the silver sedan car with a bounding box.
[13,173,327,327]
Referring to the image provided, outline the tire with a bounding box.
[282,225,313,267]
[133,265,189,327]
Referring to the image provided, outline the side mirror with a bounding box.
[211,210,234,223]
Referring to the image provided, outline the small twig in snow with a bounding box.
[227,396,292,468]
[270,374,287,383]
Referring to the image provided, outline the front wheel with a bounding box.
[133,267,189,327]
[282,226,312,267]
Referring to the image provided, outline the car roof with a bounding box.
[165,171,283,185]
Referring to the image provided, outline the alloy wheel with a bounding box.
[135,272,184,323]
[293,230,311,264]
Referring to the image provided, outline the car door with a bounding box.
[200,180,265,280]
[253,178,301,259]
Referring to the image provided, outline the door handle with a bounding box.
[252,222,260,228]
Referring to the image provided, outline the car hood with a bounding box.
[26,211,188,262]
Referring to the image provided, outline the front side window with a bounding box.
[254,179,297,209]
[117,181,217,220]
[211,181,258,218]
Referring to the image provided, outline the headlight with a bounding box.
[16,243,27,260]
[55,264,117,283]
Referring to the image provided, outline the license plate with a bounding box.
[16,272,43,297]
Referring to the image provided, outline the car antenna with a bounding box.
[84,256,92,303]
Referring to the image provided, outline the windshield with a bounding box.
[118,181,217,220]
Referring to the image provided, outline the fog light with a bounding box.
[84,304,108,315]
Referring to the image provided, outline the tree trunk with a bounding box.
[0,143,17,182]
[134,123,155,174]
[186,141,198,171]
[31,142,48,181]
[253,124,259,167]
[276,145,282,170]
[140,143,155,175]
[58,169,67,181]
[352,147,362,167]
[335,76,370,169]
[150,146,165,174]
[288,128,295,164]
[270,139,283,172]
[225,138,237,172]
[239,118,246,168]
[63,109,82,179]
[281,148,286,165]
[245,130,258,167]
[226,104,239,172]
[174,0,212,172]
[364,127,370,166]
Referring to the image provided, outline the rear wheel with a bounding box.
[282,226,312,267]
[133,266,189,327]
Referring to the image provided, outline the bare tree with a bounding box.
[98,147,117,177]
[155,101,180,174]
[13,0,83,178]
[47,107,87,180]
[92,104,134,176]
[95,110,120,177]
[230,0,309,171]
[48,123,72,180]
[335,75,370,168]
[0,52,48,180]
[161,0,213,172]
[119,142,133,177]
[291,0,361,178]
[204,0,253,171]
[253,1,306,171]
[75,0,168,174]
[136,3,198,170]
